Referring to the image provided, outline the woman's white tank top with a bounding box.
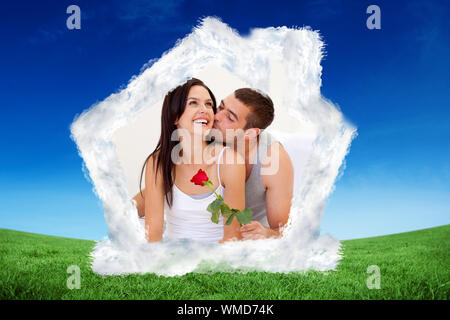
[163,146,229,242]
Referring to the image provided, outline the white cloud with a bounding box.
[70,17,356,276]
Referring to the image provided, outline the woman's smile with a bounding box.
[193,116,210,127]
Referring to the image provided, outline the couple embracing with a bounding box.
[134,78,294,243]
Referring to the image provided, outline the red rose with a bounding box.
[191,169,209,186]
[190,167,252,227]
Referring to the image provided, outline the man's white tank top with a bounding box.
[163,146,229,242]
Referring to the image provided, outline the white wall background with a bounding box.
[112,62,315,198]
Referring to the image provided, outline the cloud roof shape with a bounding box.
[70,17,356,276]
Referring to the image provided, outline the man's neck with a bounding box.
[243,135,259,166]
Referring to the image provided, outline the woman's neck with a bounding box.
[179,134,210,165]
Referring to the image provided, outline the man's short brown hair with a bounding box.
[234,88,274,130]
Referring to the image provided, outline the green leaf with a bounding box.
[207,198,223,216]
[208,198,224,224]
[211,211,220,224]
[220,203,232,218]
[237,208,253,225]
[225,213,235,225]
[225,209,240,225]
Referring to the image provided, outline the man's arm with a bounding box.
[240,142,294,239]
[264,142,294,234]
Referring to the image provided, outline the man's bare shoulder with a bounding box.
[263,142,292,168]
[222,146,245,165]
[262,142,294,186]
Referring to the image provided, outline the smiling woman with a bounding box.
[138,78,216,208]
[137,78,245,243]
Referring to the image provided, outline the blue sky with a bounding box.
[1,0,449,240]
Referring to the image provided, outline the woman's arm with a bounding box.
[220,148,246,242]
[132,191,145,218]
[144,155,165,242]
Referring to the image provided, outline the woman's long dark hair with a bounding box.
[139,78,217,207]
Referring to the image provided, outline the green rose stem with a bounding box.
[202,180,223,201]
[202,180,249,227]
[190,170,252,226]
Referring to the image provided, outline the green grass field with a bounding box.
[1,225,449,300]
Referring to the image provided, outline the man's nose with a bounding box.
[214,110,222,121]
